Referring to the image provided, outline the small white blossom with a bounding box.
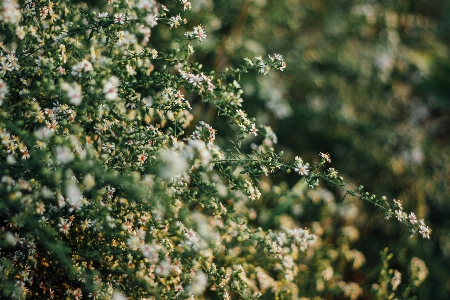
[394,199,403,210]
[145,14,158,27]
[409,212,418,224]
[66,183,83,212]
[61,82,83,105]
[186,271,208,295]
[114,13,126,24]
[169,14,182,28]
[320,152,331,163]
[180,0,192,10]
[295,162,309,176]
[56,146,74,164]
[58,218,71,235]
[127,236,140,250]
[103,76,120,100]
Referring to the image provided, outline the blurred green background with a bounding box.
[179,0,450,298]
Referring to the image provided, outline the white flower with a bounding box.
[169,14,182,28]
[66,183,83,212]
[15,26,26,39]
[57,66,66,74]
[150,49,158,59]
[127,236,140,250]
[250,124,258,136]
[58,218,71,235]
[57,193,66,208]
[419,224,431,239]
[393,199,403,210]
[320,152,331,163]
[137,0,158,12]
[137,153,147,165]
[141,243,157,259]
[103,76,120,100]
[155,259,171,277]
[80,59,93,71]
[126,64,136,75]
[395,209,407,222]
[5,231,18,245]
[56,146,74,164]
[0,60,13,76]
[112,291,127,300]
[114,13,126,24]
[180,0,192,10]
[142,96,153,106]
[193,25,207,41]
[295,162,309,176]
[244,57,254,66]
[181,228,201,250]
[186,271,208,295]
[61,82,83,105]
[145,14,158,27]
[409,212,418,224]
[34,127,53,140]
[83,174,95,190]
[159,149,188,179]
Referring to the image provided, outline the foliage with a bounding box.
[186,0,450,298]
[0,0,432,299]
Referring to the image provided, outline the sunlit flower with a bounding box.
[114,13,126,24]
[295,162,309,176]
[320,152,331,163]
[58,218,71,235]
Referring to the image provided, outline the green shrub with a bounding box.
[0,1,431,299]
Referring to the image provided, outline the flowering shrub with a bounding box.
[0,0,431,299]
[187,1,450,296]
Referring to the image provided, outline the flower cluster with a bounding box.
[179,69,215,93]
[184,24,207,42]
[244,54,287,74]
[0,0,21,25]
[235,109,258,137]
[392,199,431,239]
[294,156,310,176]
[0,51,20,76]
[372,248,429,299]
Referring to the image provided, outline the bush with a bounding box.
[0,0,431,299]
